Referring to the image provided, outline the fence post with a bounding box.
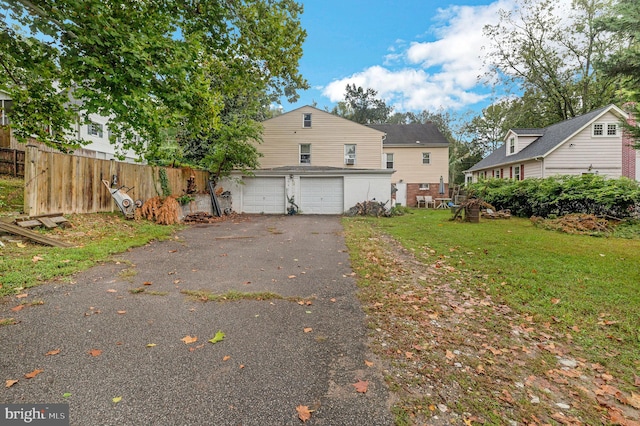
[24,144,40,216]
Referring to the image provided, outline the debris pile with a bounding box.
[137,196,180,225]
[345,201,390,217]
[183,212,218,224]
[531,213,612,235]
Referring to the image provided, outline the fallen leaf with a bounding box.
[117,310,126,315]
[288,275,296,279]
[330,298,336,302]
[303,327,313,333]
[239,364,245,369]
[181,335,198,344]
[364,360,374,367]
[5,379,18,388]
[143,281,152,286]
[112,396,122,404]
[208,330,225,344]
[62,393,72,398]
[476,364,486,375]
[24,369,43,379]
[17,242,26,248]
[223,355,231,362]
[10,305,24,312]
[146,343,157,348]
[15,293,28,299]
[353,379,369,393]
[405,352,414,359]
[445,350,455,360]
[45,349,60,356]
[296,405,312,422]
[168,250,177,253]
[628,393,640,409]
[88,349,102,357]
[32,256,43,263]
[107,289,117,293]
[551,298,561,305]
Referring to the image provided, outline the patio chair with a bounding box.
[416,195,426,208]
[424,195,436,208]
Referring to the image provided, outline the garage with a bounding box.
[300,177,344,214]
[242,177,286,214]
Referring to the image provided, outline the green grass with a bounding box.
[0,175,24,213]
[0,212,180,297]
[347,209,640,386]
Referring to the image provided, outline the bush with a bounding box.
[468,175,640,218]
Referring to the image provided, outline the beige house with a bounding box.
[465,104,634,183]
[220,106,394,214]
[368,123,449,207]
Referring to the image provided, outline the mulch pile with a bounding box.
[531,214,612,235]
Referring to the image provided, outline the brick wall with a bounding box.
[622,115,636,180]
[406,182,448,207]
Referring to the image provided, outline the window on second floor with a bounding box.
[386,153,394,169]
[344,144,356,165]
[422,152,431,165]
[509,137,515,154]
[88,122,103,138]
[302,113,312,128]
[300,144,311,164]
[593,122,618,137]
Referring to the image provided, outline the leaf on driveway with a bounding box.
[45,349,60,356]
[88,349,102,357]
[143,281,152,286]
[303,327,313,333]
[296,405,312,422]
[181,335,198,344]
[223,355,231,361]
[117,310,126,315]
[10,305,24,312]
[288,275,296,279]
[112,396,122,404]
[24,369,43,379]
[208,331,225,344]
[107,289,117,293]
[364,360,374,367]
[6,379,18,388]
[146,343,157,348]
[15,293,28,299]
[352,379,369,393]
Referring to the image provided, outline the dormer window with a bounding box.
[302,113,312,128]
[508,137,515,154]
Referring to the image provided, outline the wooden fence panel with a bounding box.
[24,146,210,216]
[0,148,24,176]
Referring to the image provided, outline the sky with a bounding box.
[281,0,518,115]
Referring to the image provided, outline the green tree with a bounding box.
[596,0,640,145]
[331,84,392,124]
[484,0,621,123]
[0,0,308,161]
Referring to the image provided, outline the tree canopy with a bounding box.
[0,0,308,161]
[330,84,393,124]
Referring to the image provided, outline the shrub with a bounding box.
[468,175,640,218]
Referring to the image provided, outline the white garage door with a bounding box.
[300,177,344,214]
[242,177,285,214]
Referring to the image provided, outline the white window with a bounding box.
[509,137,515,154]
[302,113,312,128]
[386,153,394,169]
[593,122,618,137]
[593,123,604,136]
[514,165,520,180]
[422,152,431,165]
[88,122,103,138]
[495,169,501,178]
[300,144,311,164]
[344,144,356,165]
[607,123,617,136]
[419,183,430,190]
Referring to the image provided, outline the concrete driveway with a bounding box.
[1,215,393,425]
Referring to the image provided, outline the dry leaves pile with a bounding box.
[137,196,180,225]
[355,232,640,425]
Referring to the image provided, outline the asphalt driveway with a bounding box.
[1,215,394,425]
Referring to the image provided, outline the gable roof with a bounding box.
[466,104,628,172]
[366,123,449,147]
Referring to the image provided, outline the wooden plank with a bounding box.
[15,220,41,228]
[39,217,57,229]
[0,222,72,247]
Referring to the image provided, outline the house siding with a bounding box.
[258,106,385,169]
[544,111,622,178]
[382,146,448,184]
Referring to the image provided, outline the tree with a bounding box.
[596,0,640,146]
[484,0,621,124]
[331,84,392,124]
[0,0,308,161]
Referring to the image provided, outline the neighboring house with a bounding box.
[367,123,449,207]
[0,90,142,163]
[465,104,637,183]
[219,106,394,214]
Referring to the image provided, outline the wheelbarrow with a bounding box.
[102,180,143,219]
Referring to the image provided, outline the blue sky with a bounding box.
[281,0,517,115]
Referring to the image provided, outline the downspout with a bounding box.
[533,157,544,178]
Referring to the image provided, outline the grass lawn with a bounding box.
[0,175,25,213]
[344,209,640,425]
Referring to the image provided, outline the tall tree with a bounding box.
[484,0,621,124]
[0,0,308,161]
[331,84,392,124]
[596,0,640,145]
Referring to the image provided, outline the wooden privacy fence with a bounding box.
[24,145,210,216]
[0,148,24,176]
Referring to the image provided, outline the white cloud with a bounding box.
[321,0,517,112]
